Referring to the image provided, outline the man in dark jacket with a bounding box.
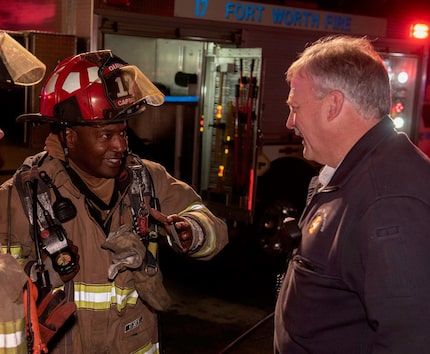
[274,35,430,353]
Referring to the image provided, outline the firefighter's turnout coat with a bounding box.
[0,252,28,354]
[0,135,228,354]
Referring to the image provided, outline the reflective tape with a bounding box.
[74,282,138,312]
[133,341,159,354]
[180,204,218,258]
[0,245,24,266]
[0,318,26,351]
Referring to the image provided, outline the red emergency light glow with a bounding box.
[394,101,404,113]
[247,168,254,211]
[410,23,429,39]
[199,115,204,132]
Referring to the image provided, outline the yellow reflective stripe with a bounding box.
[132,342,159,354]
[180,202,204,214]
[74,282,138,312]
[0,318,26,350]
[0,342,27,354]
[0,246,24,266]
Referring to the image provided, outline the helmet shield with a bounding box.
[102,64,165,116]
[17,50,164,125]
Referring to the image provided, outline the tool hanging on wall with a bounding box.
[233,58,258,194]
[218,100,234,190]
[200,47,262,222]
[214,69,225,168]
[210,63,235,192]
[233,59,243,187]
[242,58,255,189]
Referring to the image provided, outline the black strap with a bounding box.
[64,165,118,211]
[64,165,120,234]
[126,156,160,269]
[6,184,12,254]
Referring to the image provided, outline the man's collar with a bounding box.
[328,116,396,187]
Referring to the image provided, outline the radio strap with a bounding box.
[127,158,160,272]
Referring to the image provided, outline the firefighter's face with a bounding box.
[66,122,128,178]
[286,74,332,166]
[0,129,3,140]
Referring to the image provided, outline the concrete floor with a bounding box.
[160,280,274,353]
[159,223,286,354]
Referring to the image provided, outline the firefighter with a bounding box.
[1,31,76,354]
[0,235,28,354]
[1,125,75,354]
[0,50,228,353]
[0,127,27,353]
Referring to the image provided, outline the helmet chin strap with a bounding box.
[57,125,70,166]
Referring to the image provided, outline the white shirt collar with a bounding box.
[318,165,337,188]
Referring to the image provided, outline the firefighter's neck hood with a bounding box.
[44,133,114,204]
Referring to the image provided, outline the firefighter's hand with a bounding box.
[149,208,193,253]
[0,253,28,302]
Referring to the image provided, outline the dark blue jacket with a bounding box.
[274,117,430,353]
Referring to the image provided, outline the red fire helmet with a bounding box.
[17,50,164,125]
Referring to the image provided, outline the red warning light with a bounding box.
[410,23,429,39]
[394,101,404,113]
[199,115,204,133]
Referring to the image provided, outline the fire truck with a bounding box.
[1,1,430,247]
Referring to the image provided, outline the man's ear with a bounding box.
[326,90,344,121]
[65,128,77,149]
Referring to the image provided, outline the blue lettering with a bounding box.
[324,14,351,31]
[343,16,351,31]
[226,2,235,19]
[225,2,265,22]
[246,5,253,20]
[272,8,319,28]
[272,8,284,24]
[325,15,333,28]
[293,11,301,25]
[195,0,208,17]
[255,5,264,22]
[302,11,319,27]
[235,4,246,20]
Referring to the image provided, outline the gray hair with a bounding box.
[286,35,391,119]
